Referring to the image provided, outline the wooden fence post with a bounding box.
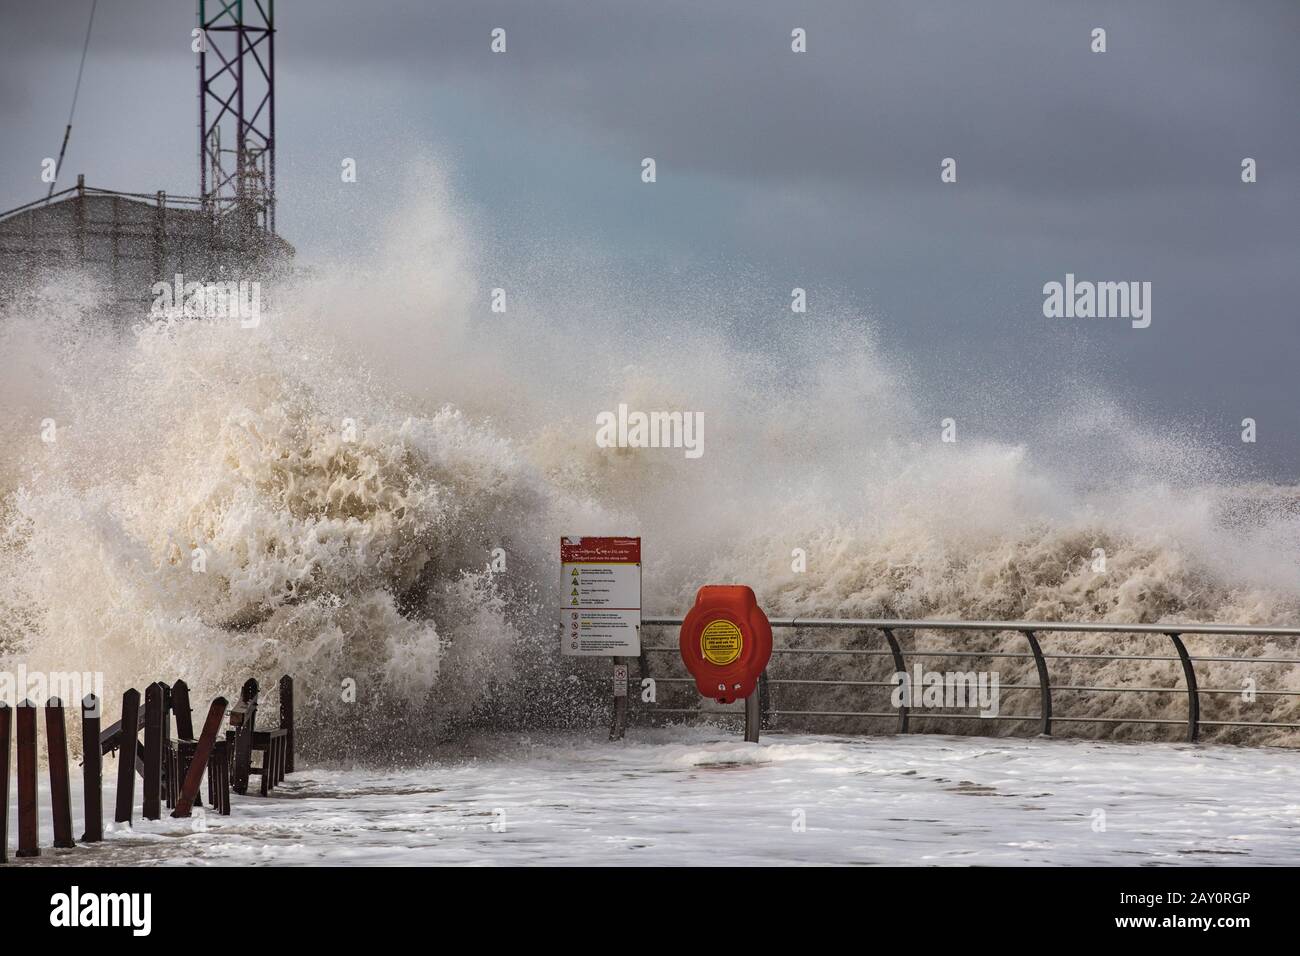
[142,683,164,820]
[160,682,175,809]
[232,678,258,795]
[16,701,39,857]
[172,697,228,818]
[210,739,230,814]
[81,694,103,843]
[172,679,194,738]
[178,740,196,805]
[173,679,198,807]
[0,703,10,863]
[114,688,140,825]
[46,698,75,848]
[207,741,216,807]
[279,674,294,774]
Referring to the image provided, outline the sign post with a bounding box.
[561,537,642,740]
[610,663,629,741]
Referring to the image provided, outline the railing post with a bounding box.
[1168,633,1200,743]
[46,698,75,848]
[81,695,103,843]
[16,700,39,857]
[142,683,164,820]
[881,628,909,733]
[114,688,141,825]
[279,674,294,773]
[1023,629,1052,736]
[0,703,10,864]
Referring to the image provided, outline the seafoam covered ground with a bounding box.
[8,728,1300,866]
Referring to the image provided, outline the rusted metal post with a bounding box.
[81,694,103,843]
[0,703,11,863]
[16,701,39,857]
[173,697,228,818]
[114,688,140,825]
[279,674,294,774]
[143,683,164,820]
[46,698,75,848]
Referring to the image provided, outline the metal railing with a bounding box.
[633,617,1300,743]
[0,182,209,223]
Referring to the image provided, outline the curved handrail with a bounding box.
[1167,632,1200,742]
[880,627,909,734]
[1023,629,1052,736]
[643,616,1300,637]
[637,615,1299,743]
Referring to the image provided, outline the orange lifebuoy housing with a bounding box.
[679,585,773,704]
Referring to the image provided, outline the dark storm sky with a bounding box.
[1,1,1297,478]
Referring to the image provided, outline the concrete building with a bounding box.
[0,175,293,314]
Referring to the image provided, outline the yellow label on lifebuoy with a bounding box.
[701,619,743,666]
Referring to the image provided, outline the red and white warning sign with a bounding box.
[561,536,641,656]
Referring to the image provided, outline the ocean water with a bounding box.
[1,168,1299,759]
[8,728,1300,866]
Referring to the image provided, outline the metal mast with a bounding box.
[198,1,276,239]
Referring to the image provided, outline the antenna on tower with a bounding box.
[198,0,276,241]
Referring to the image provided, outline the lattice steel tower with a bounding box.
[198,1,276,238]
